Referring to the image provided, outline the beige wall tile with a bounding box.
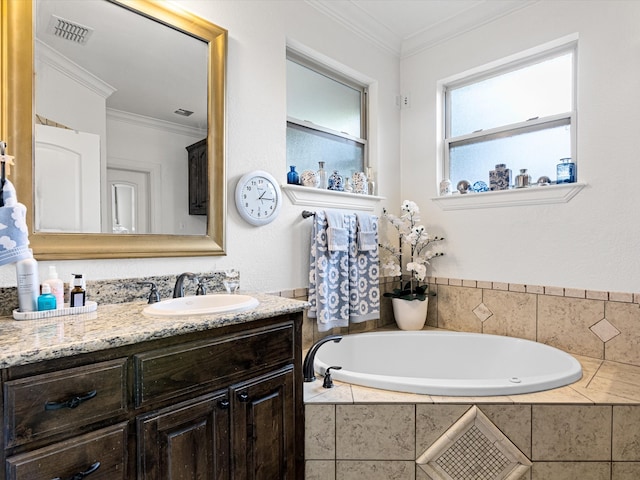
[426,293,438,328]
[604,302,640,366]
[587,290,609,301]
[477,281,493,289]
[415,404,470,456]
[482,290,537,341]
[565,288,586,298]
[610,292,634,303]
[509,283,526,293]
[544,286,564,296]
[531,462,610,479]
[480,404,532,457]
[306,405,336,460]
[306,460,336,480]
[336,460,415,480]
[532,405,611,461]
[493,282,509,291]
[613,462,640,479]
[462,279,477,288]
[537,295,605,358]
[613,406,640,461]
[526,285,544,294]
[436,285,483,332]
[336,404,415,460]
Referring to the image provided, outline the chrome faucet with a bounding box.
[173,272,206,298]
[302,335,343,382]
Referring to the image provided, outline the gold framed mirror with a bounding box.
[1,0,227,259]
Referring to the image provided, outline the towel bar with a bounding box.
[301,210,316,218]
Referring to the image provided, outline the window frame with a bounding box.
[286,49,369,169]
[442,42,577,185]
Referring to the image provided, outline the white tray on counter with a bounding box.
[12,301,98,321]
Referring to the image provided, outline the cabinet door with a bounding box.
[137,391,230,480]
[186,139,207,215]
[231,366,295,480]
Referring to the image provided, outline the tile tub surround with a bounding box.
[302,277,640,479]
[302,276,640,369]
[304,352,640,480]
[0,271,231,317]
[0,292,307,368]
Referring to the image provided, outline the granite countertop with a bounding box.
[0,293,308,369]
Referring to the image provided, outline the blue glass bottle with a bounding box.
[287,165,300,185]
[556,158,576,184]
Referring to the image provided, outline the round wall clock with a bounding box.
[234,170,282,226]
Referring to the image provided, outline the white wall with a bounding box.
[401,0,640,293]
[0,1,401,290]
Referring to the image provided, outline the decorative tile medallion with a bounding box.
[473,303,493,322]
[590,318,621,343]
[416,406,531,480]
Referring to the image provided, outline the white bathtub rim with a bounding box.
[314,330,583,397]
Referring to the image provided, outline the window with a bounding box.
[443,44,576,189]
[286,50,367,178]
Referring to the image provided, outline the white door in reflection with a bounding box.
[107,168,151,234]
[35,125,101,233]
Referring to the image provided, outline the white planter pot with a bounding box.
[391,297,429,331]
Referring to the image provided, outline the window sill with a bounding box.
[431,182,585,210]
[282,184,385,211]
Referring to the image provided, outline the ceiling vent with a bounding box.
[47,15,93,45]
[174,109,194,117]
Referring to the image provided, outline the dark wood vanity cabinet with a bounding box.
[0,313,304,480]
[186,138,208,215]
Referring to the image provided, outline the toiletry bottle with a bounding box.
[15,250,39,312]
[37,283,57,311]
[43,265,64,309]
[317,161,328,189]
[70,274,86,307]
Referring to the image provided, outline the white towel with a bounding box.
[325,210,348,252]
[356,213,377,251]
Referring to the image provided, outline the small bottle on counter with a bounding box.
[70,274,86,307]
[37,283,57,311]
[43,265,64,309]
[16,250,39,312]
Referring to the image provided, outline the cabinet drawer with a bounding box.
[134,322,294,407]
[6,422,128,480]
[4,358,128,448]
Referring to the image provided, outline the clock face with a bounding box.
[235,171,282,226]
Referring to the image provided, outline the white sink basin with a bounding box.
[143,294,259,317]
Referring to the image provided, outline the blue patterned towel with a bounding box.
[356,212,377,251]
[325,210,348,252]
[0,180,31,266]
[308,211,380,332]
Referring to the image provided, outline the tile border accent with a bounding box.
[426,277,639,304]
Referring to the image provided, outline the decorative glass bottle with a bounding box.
[328,170,344,191]
[287,165,299,185]
[317,161,328,189]
[556,158,576,183]
[366,167,376,196]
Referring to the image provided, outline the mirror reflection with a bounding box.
[34,0,208,235]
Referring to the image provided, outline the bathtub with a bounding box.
[313,331,583,396]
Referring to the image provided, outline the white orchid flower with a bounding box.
[407,262,427,281]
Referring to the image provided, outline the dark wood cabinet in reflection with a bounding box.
[186,139,208,215]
